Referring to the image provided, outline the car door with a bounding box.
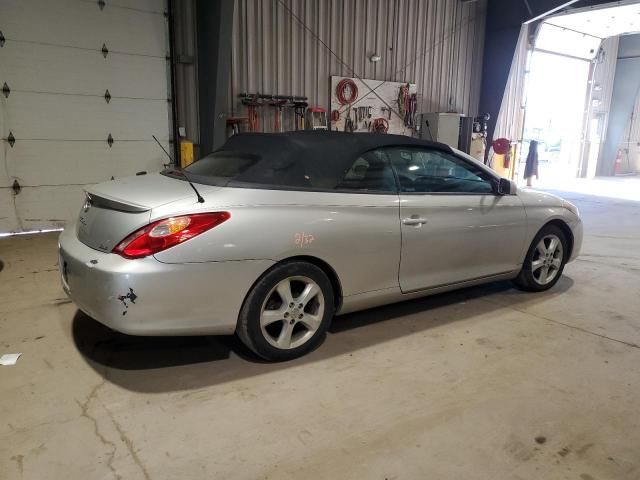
[385,146,527,293]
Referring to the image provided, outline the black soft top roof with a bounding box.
[218,131,453,162]
[180,131,457,190]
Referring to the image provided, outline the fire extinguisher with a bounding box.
[504,151,511,169]
[614,149,623,175]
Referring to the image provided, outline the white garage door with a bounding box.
[0,0,171,233]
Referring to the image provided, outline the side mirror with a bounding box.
[496,178,512,195]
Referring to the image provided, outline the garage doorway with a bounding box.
[522,49,591,185]
[512,1,640,188]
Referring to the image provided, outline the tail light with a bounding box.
[113,212,230,259]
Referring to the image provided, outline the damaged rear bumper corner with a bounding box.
[58,227,274,336]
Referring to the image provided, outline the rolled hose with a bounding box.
[372,118,389,133]
[336,78,358,105]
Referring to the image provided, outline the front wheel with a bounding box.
[236,261,335,361]
[513,224,568,292]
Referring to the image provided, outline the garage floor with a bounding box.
[1,178,639,480]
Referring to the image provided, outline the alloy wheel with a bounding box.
[531,234,564,286]
[259,276,325,350]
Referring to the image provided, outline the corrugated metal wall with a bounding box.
[492,24,529,147]
[621,81,640,173]
[613,34,640,173]
[590,37,619,123]
[228,0,486,125]
[588,36,618,177]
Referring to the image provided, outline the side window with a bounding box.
[387,147,495,194]
[334,149,396,192]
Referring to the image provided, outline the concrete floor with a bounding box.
[1,178,639,480]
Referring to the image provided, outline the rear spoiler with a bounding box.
[84,192,150,213]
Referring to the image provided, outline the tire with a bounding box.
[237,261,335,361]
[513,224,568,292]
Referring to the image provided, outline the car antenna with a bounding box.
[152,135,204,203]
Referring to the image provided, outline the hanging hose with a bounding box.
[397,84,417,129]
[336,78,358,105]
[406,93,417,129]
[398,83,410,117]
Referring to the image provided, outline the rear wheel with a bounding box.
[513,224,568,292]
[237,261,334,361]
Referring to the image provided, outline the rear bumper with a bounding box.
[58,227,273,335]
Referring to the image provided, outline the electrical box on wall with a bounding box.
[418,113,473,153]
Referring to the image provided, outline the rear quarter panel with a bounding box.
[152,188,402,297]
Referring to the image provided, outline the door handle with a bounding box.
[402,217,427,226]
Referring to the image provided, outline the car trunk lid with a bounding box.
[77,173,201,252]
[88,172,196,209]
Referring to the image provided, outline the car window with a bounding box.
[334,150,396,192]
[185,152,260,178]
[179,147,396,193]
[385,147,495,194]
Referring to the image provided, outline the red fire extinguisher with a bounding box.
[614,149,623,175]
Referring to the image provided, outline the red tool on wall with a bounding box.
[268,98,287,133]
[372,118,389,133]
[239,93,309,133]
[493,138,511,168]
[241,96,262,132]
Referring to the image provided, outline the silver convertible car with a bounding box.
[59,132,582,361]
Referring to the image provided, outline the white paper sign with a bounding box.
[0,353,22,366]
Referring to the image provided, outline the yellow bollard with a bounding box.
[180,140,194,168]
